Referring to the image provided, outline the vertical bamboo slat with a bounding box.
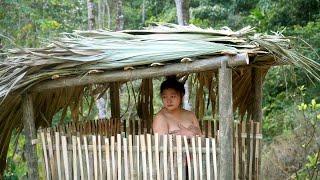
[184,136,192,180]
[192,137,198,180]
[252,122,257,180]
[163,135,168,180]
[46,131,56,179]
[117,134,122,180]
[77,136,84,180]
[55,132,62,180]
[123,138,129,180]
[136,135,140,180]
[84,136,91,180]
[98,135,103,180]
[198,137,203,180]
[256,123,260,180]
[169,135,174,180]
[92,135,98,180]
[241,121,246,180]
[147,134,153,180]
[235,123,239,180]
[249,121,253,180]
[128,135,134,179]
[140,135,147,180]
[105,138,111,180]
[111,136,116,180]
[72,136,78,179]
[61,136,70,180]
[212,138,217,180]
[40,132,50,180]
[176,135,183,180]
[205,138,210,180]
[154,134,160,180]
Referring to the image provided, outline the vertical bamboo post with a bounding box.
[218,61,233,180]
[110,82,121,135]
[252,68,263,180]
[22,93,39,179]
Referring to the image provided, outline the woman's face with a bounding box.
[161,88,182,111]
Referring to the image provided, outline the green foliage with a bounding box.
[3,133,27,179]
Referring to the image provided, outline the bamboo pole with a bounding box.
[105,138,111,180]
[123,138,129,180]
[154,134,160,180]
[205,138,211,180]
[22,94,39,179]
[183,136,192,180]
[163,135,168,180]
[72,136,78,179]
[252,68,263,180]
[169,135,174,180]
[192,137,198,180]
[117,134,122,180]
[212,138,217,180]
[198,137,203,180]
[62,135,70,180]
[33,54,248,92]
[128,135,134,179]
[40,132,50,180]
[55,132,62,180]
[176,135,182,180]
[147,134,153,180]
[140,135,147,180]
[218,60,234,180]
[84,136,91,180]
[77,136,84,180]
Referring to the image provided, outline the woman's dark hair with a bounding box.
[160,76,185,96]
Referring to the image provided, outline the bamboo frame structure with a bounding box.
[20,54,259,179]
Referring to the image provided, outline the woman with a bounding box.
[152,76,202,136]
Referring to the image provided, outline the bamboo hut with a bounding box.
[0,24,319,179]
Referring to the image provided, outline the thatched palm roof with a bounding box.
[0,24,319,173]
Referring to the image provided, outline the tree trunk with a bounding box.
[174,0,190,110]
[105,0,111,29]
[142,0,145,25]
[115,0,124,31]
[98,0,104,29]
[174,0,189,26]
[87,0,95,30]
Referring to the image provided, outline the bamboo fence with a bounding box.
[37,119,261,180]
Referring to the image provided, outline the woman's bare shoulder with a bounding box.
[181,109,197,117]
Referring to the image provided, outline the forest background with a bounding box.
[0,0,319,179]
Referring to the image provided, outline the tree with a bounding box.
[174,0,189,25]
[87,0,95,30]
[116,0,124,31]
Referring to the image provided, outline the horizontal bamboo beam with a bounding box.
[32,53,248,93]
